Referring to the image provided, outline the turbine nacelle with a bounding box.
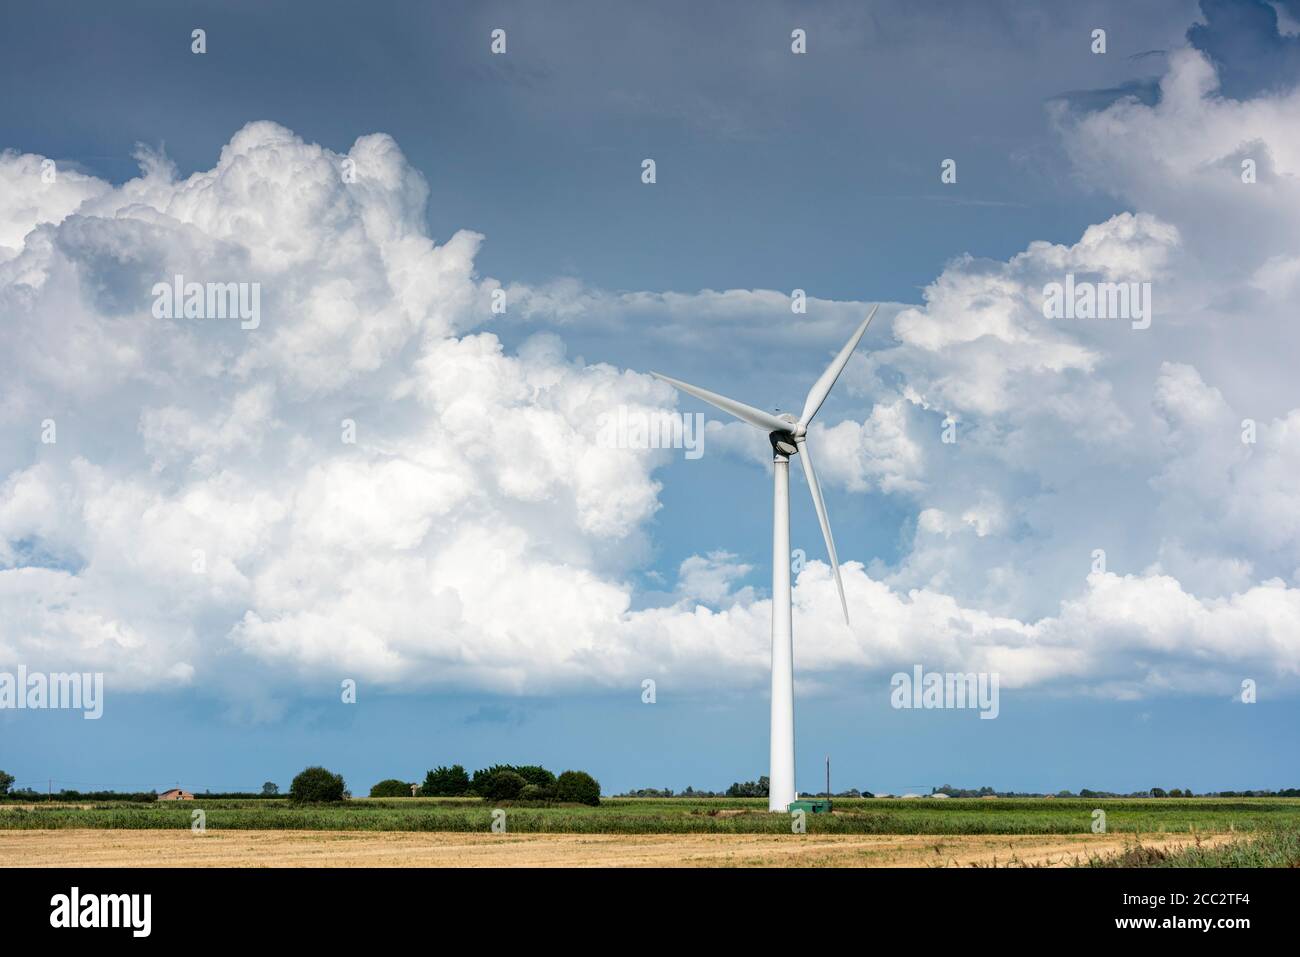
[770,432,799,457]
[771,413,800,456]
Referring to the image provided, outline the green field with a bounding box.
[2,796,1297,836]
[1086,826,1300,867]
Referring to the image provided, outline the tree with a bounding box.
[423,765,470,796]
[0,770,13,796]
[1151,787,1167,798]
[471,764,518,796]
[369,778,414,798]
[290,766,346,803]
[480,770,527,802]
[512,765,557,789]
[261,781,279,797]
[555,770,601,806]
[726,776,770,798]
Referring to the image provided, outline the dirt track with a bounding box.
[0,829,1233,867]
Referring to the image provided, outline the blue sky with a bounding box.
[1,0,1298,797]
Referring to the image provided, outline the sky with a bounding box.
[1,0,1298,797]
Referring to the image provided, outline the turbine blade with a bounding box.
[799,304,879,429]
[651,372,790,434]
[796,437,849,625]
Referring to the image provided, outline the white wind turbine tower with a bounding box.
[653,305,878,812]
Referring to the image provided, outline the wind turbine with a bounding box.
[652,304,878,812]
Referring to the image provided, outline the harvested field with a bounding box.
[0,828,1236,868]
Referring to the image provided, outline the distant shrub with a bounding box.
[555,770,601,806]
[481,771,527,803]
[369,779,414,798]
[423,765,470,797]
[290,766,346,803]
[2,789,157,802]
[518,784,554,802]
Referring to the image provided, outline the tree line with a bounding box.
[368,764,601,806]
[613,778,1300,799]
[0,765,601,806]
[4,768,1295,804]
[620,777,872,798]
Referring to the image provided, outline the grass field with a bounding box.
[1,796,1297,835]
[1085,825,1300,867]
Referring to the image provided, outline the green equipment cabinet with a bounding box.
[788,798,832,814]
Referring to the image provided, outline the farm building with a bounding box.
[157,788,194,801]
